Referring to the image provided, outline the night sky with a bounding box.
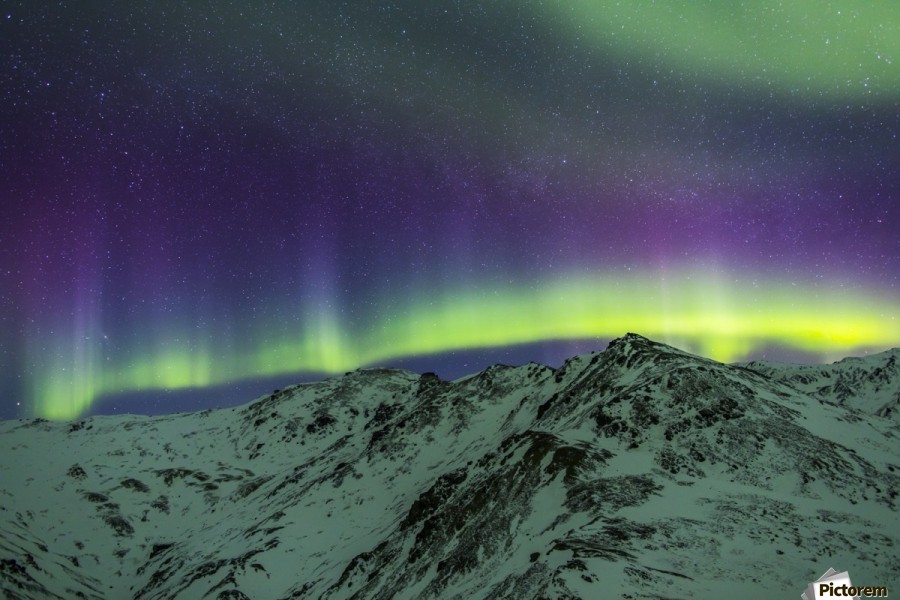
[1,2,898,420]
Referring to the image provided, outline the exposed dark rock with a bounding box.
[305,413,337,434]
[67,464,87,479]
[103,514,134,537]
[121,478,150,492]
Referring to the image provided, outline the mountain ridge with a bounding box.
[1,334,897,599]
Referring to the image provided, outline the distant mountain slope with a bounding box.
[742,348,899,420]
[1,334,897,599]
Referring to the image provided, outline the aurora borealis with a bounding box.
[2,2,898,420]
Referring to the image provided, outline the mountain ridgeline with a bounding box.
[1,334,897,599]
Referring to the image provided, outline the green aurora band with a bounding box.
[29,271,900,420]
[549,0,899,101]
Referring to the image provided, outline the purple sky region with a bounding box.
[1,2,897,420]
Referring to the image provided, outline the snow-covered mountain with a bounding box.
[1,334,897,599]
[742,350,899,421]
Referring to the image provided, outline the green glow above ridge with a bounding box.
[549,0,899,101]
[28,270,900,420]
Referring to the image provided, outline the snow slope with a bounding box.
[743,349,899,420]
[1,334,897,599]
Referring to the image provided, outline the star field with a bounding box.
[1,2,898,419]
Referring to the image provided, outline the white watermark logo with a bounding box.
[801,568,888,599]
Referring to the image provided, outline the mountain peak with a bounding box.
[601,332,691,364]
[606,331,653,350]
